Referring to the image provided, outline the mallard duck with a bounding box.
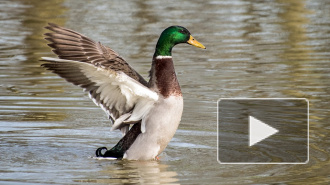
[41,23,205,160]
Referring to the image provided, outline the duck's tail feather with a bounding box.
[96,121,142,159]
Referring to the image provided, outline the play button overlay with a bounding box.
[249,116,278,147]
[217,98,309,164]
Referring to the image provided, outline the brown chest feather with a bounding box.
[150,57,182,97]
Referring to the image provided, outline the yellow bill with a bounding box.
[187,35,206,49]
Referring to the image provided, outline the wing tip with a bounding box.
[44,23,59,33]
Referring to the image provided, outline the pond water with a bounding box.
[0,0,329,184]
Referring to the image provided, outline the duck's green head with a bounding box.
[154,26,206,57]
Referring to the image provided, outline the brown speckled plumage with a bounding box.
[44,23,147,87]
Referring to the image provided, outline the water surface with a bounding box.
[0,0,329,184]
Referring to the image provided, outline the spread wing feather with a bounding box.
[41,58,158,134]
[42,23,156,134]
[44,23,148,86]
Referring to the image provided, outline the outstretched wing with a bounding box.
[41,58,158,134]
[44,23,148,87]
[42,23,156,134]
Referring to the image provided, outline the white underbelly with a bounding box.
[123,96,183,160]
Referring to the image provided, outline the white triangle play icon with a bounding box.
[249,116,278,147]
